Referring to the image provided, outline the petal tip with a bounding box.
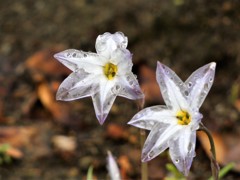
[141,153,152,162]
[210,62,216,70]
[97,113,108,125]
[183,169,190,177]
[53,52,63,60]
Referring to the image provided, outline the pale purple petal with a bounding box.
[95,32,128,58]
[56,69,98,101]
[142,123,181,162]
[128,106,175,130]
[169,127,196,176]
[54,49,104,73]
[110,48,133,73]
[92,80,116,125]
[185,62,216,111]
[107,151,121,180]
[156,62,188,111]
[116,73,144,100]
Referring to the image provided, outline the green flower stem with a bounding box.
[140,129,148,180]
[199,123,219,180]
[138,98,148,180]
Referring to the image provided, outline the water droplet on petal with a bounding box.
[140,121,146,127]
[149,121,155,126]
[175,159,180,163]
[115,85,121,91]
[149,151,154,158]
[188,82,192,88]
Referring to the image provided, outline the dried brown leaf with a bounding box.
[197,131,227,165]
[37,81,69,122]
[139,65,162,103]
[118,155,132,179]
[25,47,70,81]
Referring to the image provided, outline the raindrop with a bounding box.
[184,90,189,96]
[188,144,192,152]
[188,82,192,88]
[175,159,180,163]
[149,121,155,126]
[204,83,209,91]
[209,77,213,82]
[129,81,134,85]
[140,121,146,127]
[115,85,121,91]
[149,151,154,158]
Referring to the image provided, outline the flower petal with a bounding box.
[54,49,104,73]
[142,123,181,162]
[92,79,116,125]
[116,73,144,100]
[107,151,121,180]
[185,62,216,111]
[156,62,188,111]
[169,127,196,176]
[128,106,175,130]
[110,48,133,73]
[95,32,128,58]
[56,69,98,101]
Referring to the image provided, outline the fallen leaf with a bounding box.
[25,47,70,81]
[105,123,129,141]
[6,146,23,159]
[197,131,227,165]
[37,81,70,123]
[52,135,77,152]
[138,64,162,104]
[118,155,132,179]
[0,126,37,148]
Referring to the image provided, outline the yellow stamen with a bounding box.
[176,110,191,125]
[104,63,118,80]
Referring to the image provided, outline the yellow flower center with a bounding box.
[176,110,191,125]
[103,63,118,80]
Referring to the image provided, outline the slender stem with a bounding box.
[199,123,219,180]
[137,98,148,180]
[140,129,148,180]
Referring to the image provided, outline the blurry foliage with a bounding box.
[0,144,12,165]
[86,165,94,180]
[165,163,186,180]
[209,162,235,180]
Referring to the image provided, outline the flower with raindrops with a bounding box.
[54,32,144,125]
[128,61,216,176]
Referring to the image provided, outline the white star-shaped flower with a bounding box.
[54,32,144,125]
[128,61,216,176]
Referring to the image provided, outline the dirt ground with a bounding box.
[0,0,240,179]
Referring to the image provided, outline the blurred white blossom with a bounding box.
[107,151,121,180]
[128,62,216,176]
[54,32,144,124]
